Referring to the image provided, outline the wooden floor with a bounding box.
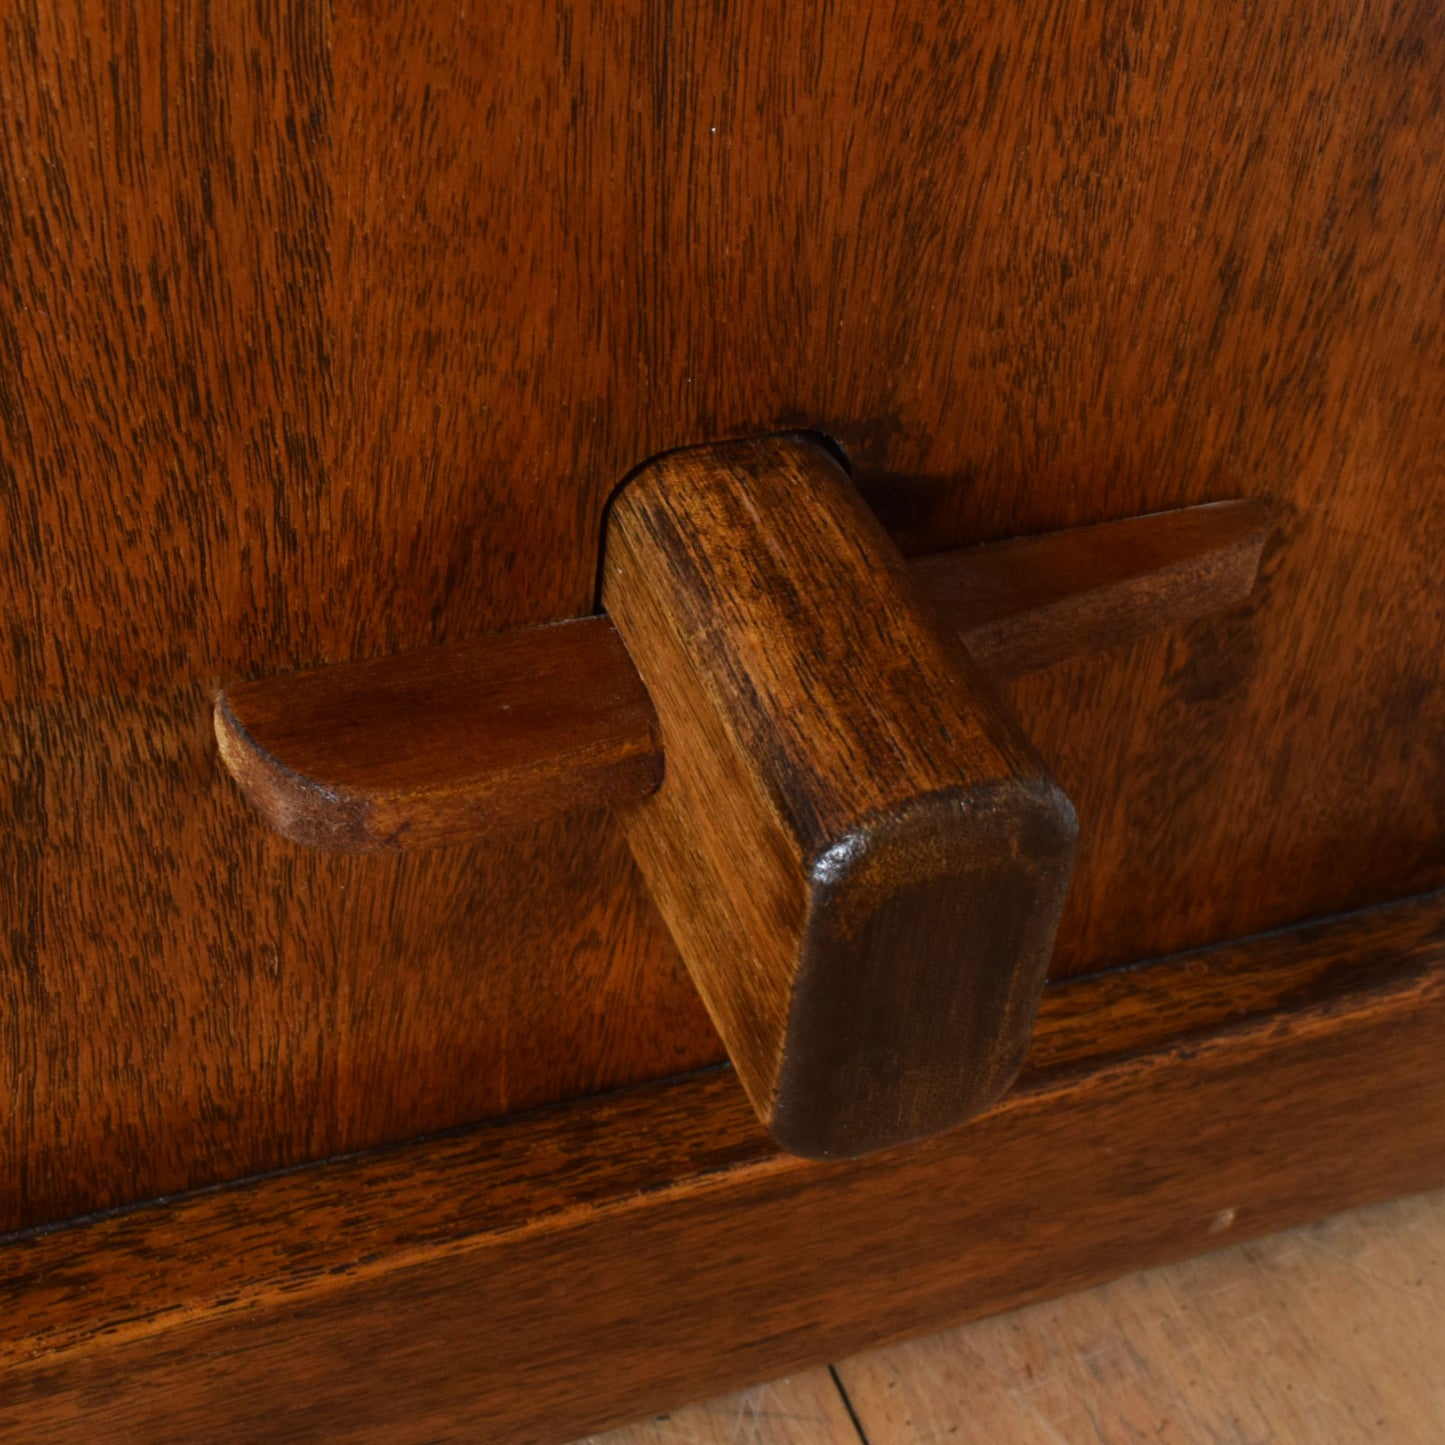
[580,1189,1445,1444]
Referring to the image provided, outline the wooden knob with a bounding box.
[215,443,1266,1159]
[602,436,1078,1158]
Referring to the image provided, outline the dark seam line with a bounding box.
[829,1363,871,1444]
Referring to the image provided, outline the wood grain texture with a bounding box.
[834,1191,1445,1445]
[915,499,1269,680]
[0,688,714,1233]
[0,0,711,1235]
[588,1192,1445,1445]
[1,0,1441,1226]
[577,1373,862,1445]
[604,435,1077,1157]
[215,617,661,851]
[214,497,1266,852]
[0,893,1441,1443]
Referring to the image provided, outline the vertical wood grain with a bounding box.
[0,1,713,1231]
[1,0,1441,1227]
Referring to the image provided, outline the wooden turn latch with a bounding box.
[216,435,1267,1159]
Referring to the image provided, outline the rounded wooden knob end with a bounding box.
[604,434,1078,1157]
[773,779,1077,1158]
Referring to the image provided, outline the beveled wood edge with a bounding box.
[1,890,1437,1374]
[213,616,663,851]
[214,690,373,849]
[213,500,1268,852]
[915,497,1269,677]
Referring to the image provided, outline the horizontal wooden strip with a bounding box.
[216,500,1267,850]
[3,890,1430,1351]
[913,497,1269,678]
[215,615,663,851]
[0,891,1439,1443]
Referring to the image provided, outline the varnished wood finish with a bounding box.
[1,0,1440,1224]
[216,618,661,851]
[915,499,1269,680]
[1,894,1441,1442]
[215,498,1266,853]
[604,435,1076,1156]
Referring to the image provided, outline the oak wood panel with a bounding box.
[2,0,1441,1229]
[605,435,1075,1157]
[216,498,1265,852]
[0,686,716,1234]
[0,0,705,1234]
[634,0,1445,972]
[0,894,1441,1442]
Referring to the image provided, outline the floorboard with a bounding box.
[581,1189,1445,1444]
[575,1370,862,1444]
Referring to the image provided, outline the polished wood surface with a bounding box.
[587,1191,1445,1445]
[914,499,1269,680]
[605,435,1075,1157]
[216,617,662,851]
[1,894,1441,1442]
[216,497,1266,853]
[1,0,1441,1227]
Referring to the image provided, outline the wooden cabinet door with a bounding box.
[2,1,1442,1235]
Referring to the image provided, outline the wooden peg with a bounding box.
[215,498,1266,857]
[213,445,1269,1159]
[215,618,659,852]
[602,435,1078,1157]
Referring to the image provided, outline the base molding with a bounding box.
[3,894,1442,1443]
